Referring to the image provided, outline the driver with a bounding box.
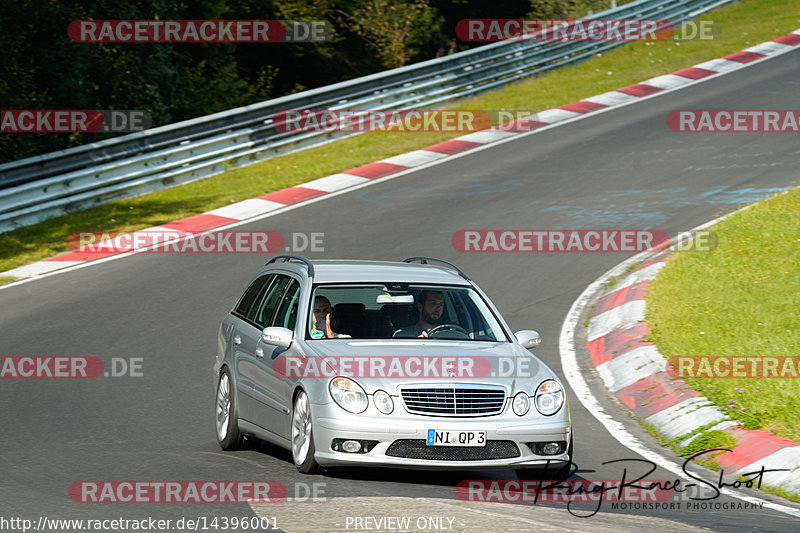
[311,296,350,339]
[393,290,444,338]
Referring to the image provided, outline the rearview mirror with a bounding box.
[514,330,541,350]
[377,294,414,304]
[261,326,293,348]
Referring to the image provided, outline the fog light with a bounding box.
[342,440,362,453]
[542,442,561,455]
[528,441,566,455]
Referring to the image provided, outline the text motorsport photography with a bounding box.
[459,448,784,519]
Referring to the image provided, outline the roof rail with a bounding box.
[402,257,469,280]
[266,255,314,277]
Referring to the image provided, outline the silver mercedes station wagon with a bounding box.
[214,256,572,475]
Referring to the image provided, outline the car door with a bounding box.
[254,277,301,439]
[227,273,272,424]
[229,274,273,421]
[235,274,292,436]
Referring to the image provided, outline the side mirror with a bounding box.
[514,330,541,350]
[261,326,293,348]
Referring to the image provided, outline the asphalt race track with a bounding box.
[2,46,800,532]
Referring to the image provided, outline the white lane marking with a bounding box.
[586,300,645,342]
[206,198,285,220]
[693,58,746,73]
[302,173,370,192]
[595,345,666,392]
[642,74,694,90]
[583,91,641,106]
[3,260,81,278]
[599,261,666,297]
[644,397,728,440]
[745,42,794,55]
[528,109,582,123]
[381,150,449,167]
[559,200,800,519]
[734,447,800,496]
[455,129,518,143]
[3,42,798,290]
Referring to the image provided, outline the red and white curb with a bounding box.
[586,250,800,499]
[3,29,800,283]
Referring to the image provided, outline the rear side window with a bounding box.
[273,279,301,330]
[234,274,273,317]
[251,275,291,327]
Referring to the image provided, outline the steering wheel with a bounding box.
[427,323,470,339]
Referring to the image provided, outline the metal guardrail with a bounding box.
[0,0,732,233]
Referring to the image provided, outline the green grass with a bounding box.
[646,187,800,443]
[2,0,800,280]
[757,483,800,503]
[679,430,737,457]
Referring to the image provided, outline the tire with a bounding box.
[291,390,321,474]
[553,437,575,479]
[215,368,244,450]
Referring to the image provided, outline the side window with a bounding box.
[273,279,301,330]
[450,291,472,331]
[251,275,290,327]
[234,274,273,317]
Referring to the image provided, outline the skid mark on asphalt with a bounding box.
[249,496,708,533]
[519,186,787,227]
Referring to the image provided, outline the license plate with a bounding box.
[426,429,486,447]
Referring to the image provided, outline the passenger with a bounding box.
[392,290,444,338]
[311,296,349,338]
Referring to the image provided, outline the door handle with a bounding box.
[255,347,264,359]
[233,335,242,346]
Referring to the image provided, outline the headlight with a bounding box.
[373,390,394,414]
[512,391,530,416]
[329,377,368,413]
[534,380,564,416]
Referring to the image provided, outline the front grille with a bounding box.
[400,385,506,417]
[386,439,520,460]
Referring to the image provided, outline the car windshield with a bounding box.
[307,283,508,341]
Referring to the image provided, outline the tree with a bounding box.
[345,0,445,69]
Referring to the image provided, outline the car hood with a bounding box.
[298,339,558,395]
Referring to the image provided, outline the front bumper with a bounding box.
[310,398,571,470]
